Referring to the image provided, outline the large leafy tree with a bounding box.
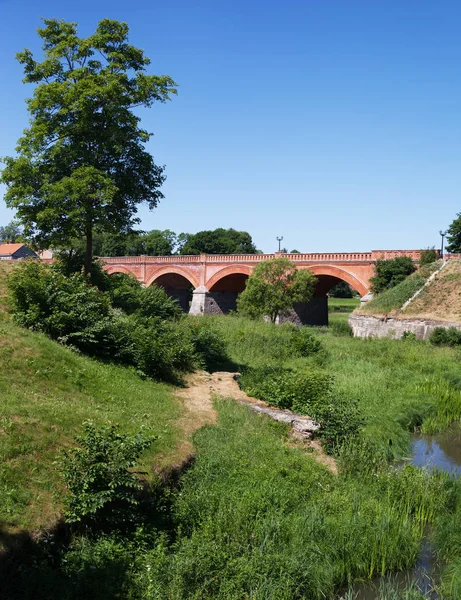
[179,228,257,255]
[1,18,177,274]
[237,257,317,323]
[446,214,461,253]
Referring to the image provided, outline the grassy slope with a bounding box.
[0,259,184,537]
[402,259,461,322]
[359,261,441,316]
[0,317,181,535]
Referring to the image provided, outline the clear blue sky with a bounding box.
[0,0,460,253]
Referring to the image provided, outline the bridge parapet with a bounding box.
[371,250,422,261]
[99,250,422,265]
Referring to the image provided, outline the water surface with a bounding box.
[349,425,461,599]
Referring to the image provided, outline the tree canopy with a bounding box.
[179,228,258,255]
[237,257,317,323]
[329,281,353,298]
[1,18,177,274]
[446,214,461,253]
[0,222,22,243]
[370,257,415,294]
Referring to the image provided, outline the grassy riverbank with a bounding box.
[4,311,461,598]
[211,314,461,459]
[0,317,181,536]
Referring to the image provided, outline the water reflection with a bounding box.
[347,425,461,599]
[412,426,461,475]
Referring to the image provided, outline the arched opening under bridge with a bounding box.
[276,266,366,327]
[305,267,366,326]
[207,272,250,314]
[149,272,196,313]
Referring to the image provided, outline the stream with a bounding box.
[350,425,461,599]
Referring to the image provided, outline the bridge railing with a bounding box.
[99,250,423,264]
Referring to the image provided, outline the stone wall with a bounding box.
[205,292,239,315]
[279,297,329,326]
[163,288,191,313]
[349,314,461,340]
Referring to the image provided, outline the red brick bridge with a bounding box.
[101,250,422,325]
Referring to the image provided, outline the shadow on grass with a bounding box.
[0,456,196,600]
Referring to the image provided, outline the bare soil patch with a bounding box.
[165,370,336,474]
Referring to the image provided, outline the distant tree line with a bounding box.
[0,223,262,256]
[86,227,261,256]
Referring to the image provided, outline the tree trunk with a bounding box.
[85,222,93,277]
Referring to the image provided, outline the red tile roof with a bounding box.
[0,243,25,255]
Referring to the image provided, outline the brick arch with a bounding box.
[304,265,369,297]
[145,266,199,289]
[206,265,253,291]
[105,265,136,277]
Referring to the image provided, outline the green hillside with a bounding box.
[0,316,180,537]
[358,260,443,317]
[402,259,461,322]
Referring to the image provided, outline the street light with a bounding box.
[439,230,448,260]
[276,236,284,252]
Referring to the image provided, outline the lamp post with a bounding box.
[439,230,448,260]
[276,236,284,252]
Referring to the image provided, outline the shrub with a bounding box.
[419,247,438,266]
[137,284,182,321]
[8,260,115,355]
[180,319,229,371]
[370,257,416,294]
[59,422,155,527]
[313,392,365,448]
[290,327,323,356]
[239,366,365,445]
[106,273,143,313]
[429,327,461,347]
[402,331,417,341]
[240,366,332,413]
[109,314,197,381]
[7,260,198,382]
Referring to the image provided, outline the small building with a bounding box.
[37,249,54,260]
[0,243,37,261]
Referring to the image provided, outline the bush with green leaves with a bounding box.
[239,366,364,445]
[8,260,115,355]
[402,331,417,341]
[137,284,182,321]
[59,422,155,527]
[429,327,461,347]
[290,326,324,356]
[239,366,332,411]
[370,256,416,294]
[419,247,438,266]
[7,260,205,382]
[179,318,229,371]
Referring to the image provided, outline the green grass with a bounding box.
[5,313,461,598]
[328,297,360,313]
[361,262,441,315]
[6,398,454,599]
[0,318,181,535]
[209,315,461,459]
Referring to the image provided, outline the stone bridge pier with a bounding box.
[101,250,424,326]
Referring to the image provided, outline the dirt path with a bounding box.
[162,371,337,475]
